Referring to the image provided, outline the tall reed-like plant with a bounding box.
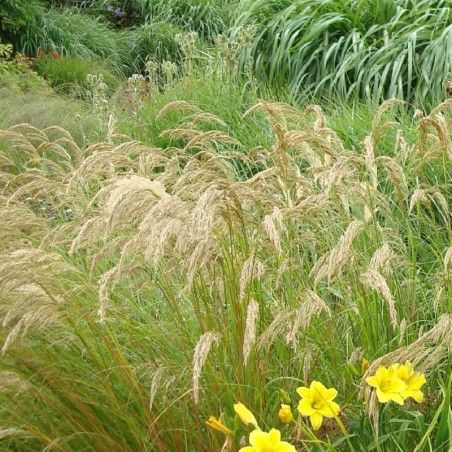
[234,0,452,105]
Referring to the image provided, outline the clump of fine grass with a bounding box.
[0,89,106,148]
[0,93,450,450]
[33,54,120,95]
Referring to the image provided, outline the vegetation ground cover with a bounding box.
[0,1,451,450]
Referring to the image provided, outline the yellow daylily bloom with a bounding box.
[391,361,426,403]
[234,403,259,429]
[206,415,233,435]
[278,404,293,424]
[366,366,406,405]
[239,428,296,452]
[296,381,340,430]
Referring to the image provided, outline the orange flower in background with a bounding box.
[37,51,46,58]
[49,51,61,59]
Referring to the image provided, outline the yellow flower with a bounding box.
[234,403,259,429]
[239,428,296,452]
[206,415,233,435]
[366,366,406,405]
[278,404,293,424]
[296,381,341,430]
[391,362,426,403]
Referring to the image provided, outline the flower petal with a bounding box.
[296,386,311,399]
[376,388,392,403]
[391,392,405,406]
[278,405,293,424]
[376,366,390,380]
[298,399,315,416]
[410,374,426,389]
[324,388,338,400]
[274,442,297,452]
[268,428,281,444]
[318,401,340,417]
[244,428,296,452]
[366,376,379,388]
[205,416,233,435]
[311,380,328,396]
[387,378,406,394]
[310,412,323,430]
[249,429,266,447]
[409,389,424,403]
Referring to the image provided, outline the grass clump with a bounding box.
[125,21,183,74]
[136,0,237,40]
[14,8,130,75]
[234,0,452,105]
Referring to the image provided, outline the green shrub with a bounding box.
[0,0,44,43]
[0,41,48,93]
[8,7,186,78]
[0,71,48,94]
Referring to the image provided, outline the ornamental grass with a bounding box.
[0,79,451,450]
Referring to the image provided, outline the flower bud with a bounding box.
[278,404,293,424]
[361,358,369,374]
[279,388,291,404]
[205,416,233,435]
[234,403,259,429]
